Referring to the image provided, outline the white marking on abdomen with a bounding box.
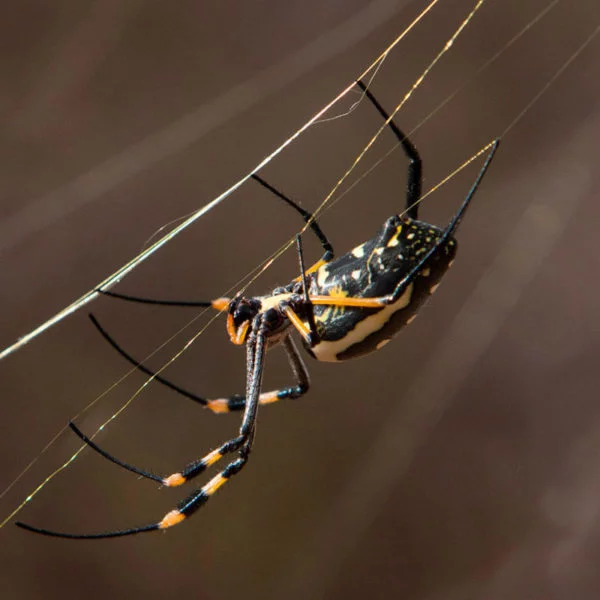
[316,265,329,287]
[310,284,413,362]
[352,244,365,258]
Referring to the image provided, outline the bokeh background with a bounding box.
[2,1,600,599]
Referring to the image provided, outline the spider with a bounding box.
[16,79,499,539]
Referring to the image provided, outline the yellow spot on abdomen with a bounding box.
[351,244,365,258]
[386,225,402,247]
[315,306,333,324]
[328,285,348,299]
[316,264,329,287]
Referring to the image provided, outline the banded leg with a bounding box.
[208,336,309,413]
[36,336,305,495]
[90,313,308,413]
[356,79,422,219]
[16,313,270,539]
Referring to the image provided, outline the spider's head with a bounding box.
[226,296,261,345]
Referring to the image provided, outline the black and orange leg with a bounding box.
[356,79,422,219]
[208,336,309,413]
[149,315,269,536]
[43,335,307,528]
[16,313,270,539]
[65,416,248,491]
[90,313,309,413]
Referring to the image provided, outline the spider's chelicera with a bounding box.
[16,80,498,539]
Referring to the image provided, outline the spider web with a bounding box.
[0,3,597,580]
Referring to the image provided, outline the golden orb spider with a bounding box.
[17,79,498,539]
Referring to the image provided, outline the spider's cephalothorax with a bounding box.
[16,80,499,540]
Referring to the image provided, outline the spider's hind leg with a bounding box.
[356,79,422,220]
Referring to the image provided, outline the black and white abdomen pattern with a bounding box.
[306,216,458,362]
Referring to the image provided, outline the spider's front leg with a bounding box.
[16,314,270,539]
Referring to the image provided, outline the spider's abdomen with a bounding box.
[306,215,457,362]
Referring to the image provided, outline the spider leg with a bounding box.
[66,410,245,491]
[97,175,333,308]
[96,290,229,308]
[90,313,209,406]
[16,314,269,539]
[63,335,307,494]
[383,138,500,305]
[356,79,422,219]
[89,313,308,413]
[251,174,334,261]
[307,139,500,310]
[294,234,319,345]
[207,336,310,414]
[356,80,499,304]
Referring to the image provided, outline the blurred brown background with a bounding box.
[1,1,600,599]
